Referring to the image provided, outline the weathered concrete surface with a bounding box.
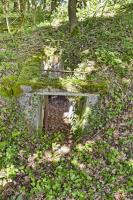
[18,86,45,133]
[18,85,99,133]
[86,94,99,106]
[82,94,99,131]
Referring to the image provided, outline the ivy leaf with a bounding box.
[0,141,8,150]
[15,194,23,200]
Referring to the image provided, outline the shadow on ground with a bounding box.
[0,4,133,200]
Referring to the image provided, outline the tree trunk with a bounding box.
[68,0,77,33]
[2,0,11,34]
[31,0,37,25]
[17,0,21,11]
[17,0,26,31]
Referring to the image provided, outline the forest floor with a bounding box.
[0,3,133,200]
[0,94,132,200]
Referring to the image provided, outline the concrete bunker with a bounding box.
[19,87,99,134]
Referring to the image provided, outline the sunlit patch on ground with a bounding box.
[0,1,133,199]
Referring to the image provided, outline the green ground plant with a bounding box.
[0,1,133,200]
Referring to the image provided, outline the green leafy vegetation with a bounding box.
[0,0,133,199]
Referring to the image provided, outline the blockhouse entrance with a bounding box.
[43,95,72,134]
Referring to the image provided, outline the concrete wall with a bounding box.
[18,86,99,133]
[19,86,45,133]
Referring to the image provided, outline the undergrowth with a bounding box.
[0,2,133,200]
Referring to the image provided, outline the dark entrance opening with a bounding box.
[43,95,72,134]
